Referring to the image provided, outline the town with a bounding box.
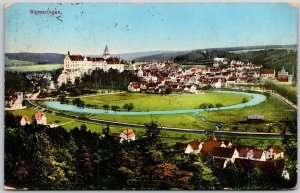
[4,2,297,191]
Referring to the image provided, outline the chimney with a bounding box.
[68,51,70,55]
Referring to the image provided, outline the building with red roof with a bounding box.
[20,115,31,126]
[34,112,47,125]
[120,128,136,143]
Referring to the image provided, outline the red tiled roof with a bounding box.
[268,145,284,154]
[34,112,46,120]
[213,157,226,166]
[69,55,84,61]
[106,57,120,64]
[22,115,30,122]
[278,77,288,82]
[121,128,135,137]
[201,139,223,156]
[211,147,236,158]
[261,69,275,75]
[234,158,284,174]
[189,140,201,150]
[174,143,188,151]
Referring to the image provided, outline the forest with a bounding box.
[4,112,297,190]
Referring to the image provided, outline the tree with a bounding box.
[281,116,297,188]
[75,144,93,189]
[58,95,67,104]
[111,105,120,113]
[242,97,249,103]
[207,103,215,108]
[123,103,134,112]
[199,103,209,109]
[165,88,172,94]
[5,112,20,128]
[188,160,219,190]
[144,121,161,149]
[73,98,85,108]
[102,104,110,111]
[215,103,223,109]
[222,161,240,188]
[146,163,192,189]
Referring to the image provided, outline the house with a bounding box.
[213,79,222,88]
[128,82,141,92]
[34,112,47,125]
[237,146,266,161]
[211,147,239,168]
[20,115,31,126]
[189,84,197,93]
[5,92,24,110]
[200,138,232,158]
[120,128,136,143]
[260,69,275,78]
[174,140,202,154]
[234,158,289,180]
[247,115,264,123]
[277,67,293,84]
[265,145,284,160]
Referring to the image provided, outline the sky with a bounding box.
[5,3,298,55]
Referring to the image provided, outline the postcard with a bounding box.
[4,2,297,190]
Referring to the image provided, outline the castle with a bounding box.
[57,45,124,86]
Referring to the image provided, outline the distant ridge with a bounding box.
[5,44,296,64]
[134,44,297,62]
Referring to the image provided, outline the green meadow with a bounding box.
[5,64,63,72]
[81,92,251,111]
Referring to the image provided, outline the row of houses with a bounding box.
[128,58,293,93]
[128,60,273,93]
[174,137,288,179]
[19,111,47,126]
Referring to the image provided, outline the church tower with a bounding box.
[103,45,111,59]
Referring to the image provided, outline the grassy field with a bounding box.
[6,107,285,148]
[81,92,251,111]
[89,94,295,132]
[5,64,63,72]
[200,95,296,132]
[5,57,36,67]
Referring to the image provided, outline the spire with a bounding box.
[104,45,109,54]
[103,45,110,59]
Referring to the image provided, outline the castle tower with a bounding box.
[103,45,111,59]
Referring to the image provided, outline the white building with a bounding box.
[34,112,47,125]
[265,145,284,160]
[120,129,136,143]
[57,46,125,86]
[5,92,25,110]
[20,115,31,126]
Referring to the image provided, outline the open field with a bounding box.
[7,103,288,148]
[89,94,294,132]
[5,64,63,72]
[37,91,294,132]
[5,57,36,67]
[80,92,251,111]
[200,95,296,132]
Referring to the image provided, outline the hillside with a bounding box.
[134,44,296,63]
[5,53,65,64]
[235,49,297,78]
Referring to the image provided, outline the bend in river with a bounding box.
[43,91,267,116]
